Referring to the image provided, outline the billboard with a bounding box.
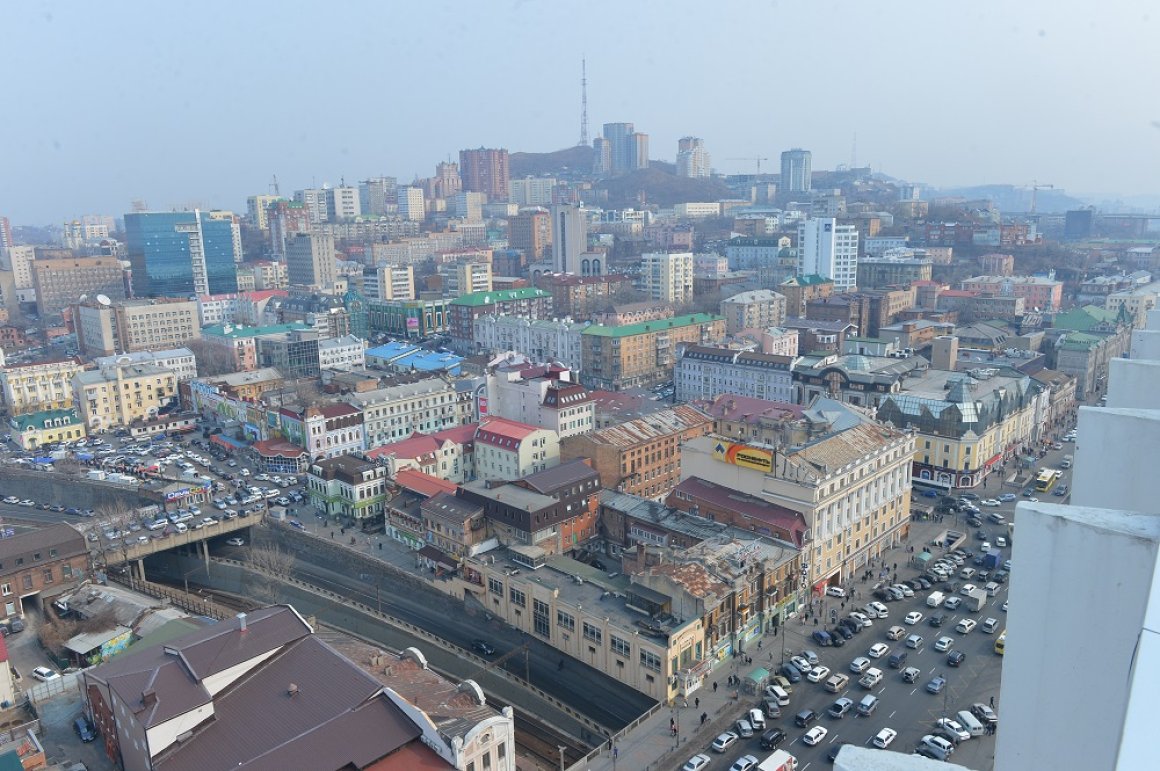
[712,440,773,473]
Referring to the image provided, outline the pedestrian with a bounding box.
[814,617,819,626]
[695,697,700,709]
[330,531,334,538]
[700,712,708,725]
[989,696,995,707]
[713,681,718,693]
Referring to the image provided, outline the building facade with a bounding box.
[125,210,239,297]
[73,362,179,430]
[0,524,88,621]
[459,148,510,200]
[473,417,560,481]
[93,348,198,383]
[346,377,469,446]
[74,298,200,356]
[638,252,693,305]
[448,288,553,355]
[285,232,337,289]
[797,218,858,291]
[32,256,127,318]
[579,313,726,391]
[673,344,796,403]
[307,455,388,522]
[780,148,812,193]
[855,253,933,288]
[486,366,594,439]
[472,315,587,370]
[0,358,84,415]
[720,289,788,334]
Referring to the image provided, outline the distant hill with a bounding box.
[596,167,735,208]
[929,184,1084,214]
[510,146,593,178]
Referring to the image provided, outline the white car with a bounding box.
[870,601,889,617]
[729,756,760,771]
[849,611,872,628]
[873,727,897,749]
[934,636,955,652]
[682,755,711,771]
[905,611,923,625]
[868,643,889,659]
[807,665,831,683]
[980,498,1001,507]
[791,656,812,674]
[825,586,846,597]
[906,634,924,649]
[960,584,977,596]
[711,731,739,752]
[894,584,915,598]
[226,537,245,547]
[802,726,828,746]
[32,666,59,682]
[936,717,971,743]
[850,657,871,674]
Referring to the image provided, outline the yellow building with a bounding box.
[8,408,86,450]
[0,358,84,415]
[580,313,726,391]
[73,362,178,430]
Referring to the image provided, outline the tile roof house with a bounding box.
[83,605,439,771]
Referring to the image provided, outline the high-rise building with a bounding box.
[32,255,127,318]
[592,137,612,175]
[0,216,11,249]
[246,194,282,230]
[430,162,461,200]
[550,204,586,274]
[266,200,312,256]
[326,185,361,221]
[629,132,649,170]
[0,244,36,288]
[508,176,557,206]
[450,192,486,222]
[459,148,510,200]
[509,208,552,260]
[361,264,415,302]
[125,211,239,298]
[780,148,812,194]
[204,210,243,264]
[358,177,397,216]
[440,260,493,297]
[638,252,694,305]
[797,218,859,291]
[397,187,426,221]
[602,123,635,174]
[676,137,710,178]
[285,232,337,289]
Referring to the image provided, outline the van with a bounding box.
[956,710,985,737]
[823,673,849,693]
[767,685,790,706]
[857,694,879,716]
[959,567,976,580]
[921,734,956,760]
[981,617,1000,634]
[985,581,1000,597]
[926,591,945,607]
[887,651,908,669]
[1060,455,1073,469]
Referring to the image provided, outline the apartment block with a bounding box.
[673,344,795,403]
[441,260,493,297]
[74,298,200,356]
[448,288,553,354]
[534,273,633,320]
[486,365,594,439]
[0,358,84,415]
[579,313,725,391]
[720,289,788,334]
[508,208,552,260]
[73,361,179,430]
[473,416,560,481]
[32,255,127,318]
[278,402,364,460]
[346,377,469,446]
[361,264,415,302]
[637,252,693,304]
[472,315,586,370]
[93,348,198,382]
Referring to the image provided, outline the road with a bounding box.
[211,536,654,730]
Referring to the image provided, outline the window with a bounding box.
[533,599,550,638]
[0,584,9,597]
[488,577,503,597]
[43,568,53,584]
[640,650,662,672]
[611,636,631,657]
[582,622,602,644]
[22,575,32,591]
[556,610,575,632]
[509,587,526,608]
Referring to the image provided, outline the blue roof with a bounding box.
[393,349,463,375]
[366,341,421,361]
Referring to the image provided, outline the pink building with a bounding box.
[959,275,1062,311]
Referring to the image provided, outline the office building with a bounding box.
[73,361,179,430]
[673,344,795,403]
[560,405,712,500]
[0,358,84,415]
[31,255,127,318]
[449,191,486,222]
[509,208,552,260]
[285,232,337,289]
[638,252,694,304]
[358,176,397,216]
[797,218,859,291]
[325,185,360,221]
[397,186,426,221]
[676,136,710,178]
[441,260,493,297]
[720,288,788,334]
[579,313,726,391]
[246,194,282,230]
[74,298,199,356]
[508,176,556,206]
[856,251,933,288]
[780,148,812,193]
[550,204,587,274]
[459,147,510,200]
[125,211,239,297]
[361,264,415,302]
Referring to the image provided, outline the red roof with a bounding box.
[253,439,306,459]
[319,403,361,419]
[394,469,458,498]
[366,425,477,462]
[694,394,804,424]
[669,476,807,546]
[475,417,540,447]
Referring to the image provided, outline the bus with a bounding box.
[994,629,1006,655]
[1034,468,1062,493]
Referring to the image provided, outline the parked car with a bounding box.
[32,666,59,682]
[801,726,828,746]
[711,731,739,753]
[682,754,711,771]
[873,727,897,749]
[926,675,947,694]
[471,639,495,655]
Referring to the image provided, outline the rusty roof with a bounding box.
[582,405,710,448]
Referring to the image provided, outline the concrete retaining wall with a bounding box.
[0,468,162,511]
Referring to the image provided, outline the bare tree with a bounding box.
[247,544,296,603]
[186,338,238,377]
[54,457,85,478]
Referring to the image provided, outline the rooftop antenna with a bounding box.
[579,57,589,147]
[270,175,280,196]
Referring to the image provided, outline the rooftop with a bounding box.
[9,407,81,431]
[476,416,543,446]
[671,476,807,545]
[721,289,786,304]
[581,312,723,338]
[694,394,805,424]
[450,287,551,306]
[202,367,284,388]
[201,322,308,339]
[517,458,599,495]
[393,468,459,498]
[582,405,710,448]
[366,424,477,462]
[460,479,557,512]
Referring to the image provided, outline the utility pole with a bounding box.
[558,744,566,771]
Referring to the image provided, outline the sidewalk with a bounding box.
[579,513,953,771]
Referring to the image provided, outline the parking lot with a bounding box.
[681,514,1009,770]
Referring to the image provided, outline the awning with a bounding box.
[984,453,1003,468]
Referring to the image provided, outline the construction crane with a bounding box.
[727,156,771,174]
[1027,180,1054,213]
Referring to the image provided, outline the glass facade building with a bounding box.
[125,211,238,297]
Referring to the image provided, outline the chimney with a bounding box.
[237,612,248,633]
[142,689,157,707]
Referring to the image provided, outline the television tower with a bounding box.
[579,58,589,147]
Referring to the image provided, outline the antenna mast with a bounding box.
[579,58,589,147]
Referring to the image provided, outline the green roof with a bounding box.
[10,407,79,431]
[781,274,833,287]
[202,322,307,339]
[450,287,551,306]
[1052,305,1118,332]
[1058,331,1103,350]
[581,313,724,338]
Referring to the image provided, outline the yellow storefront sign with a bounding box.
[712,440,773,472]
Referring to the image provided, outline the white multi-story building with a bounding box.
[673,344,796,403]
[550,204,587,275]
[508,176,556,206]
[440,260,492,297]
[638,252,694,305]
[93,348,198,383]
[0,245,36,288]
[197,293,242,327]
[486,367,594,439]
[797,218,859,291]
[675,137,711,178]
[472,315,587,371]
[672,202,720,219]
[0,358,84,414]
[473,417,560,481]
[362,264,415,302]
[326,186,361,221]
[317,335,366,372]
[397,187,426,221]
[346,377,471,446]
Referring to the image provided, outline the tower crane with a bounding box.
[727,156,771,174]
[1027,180,1053,213]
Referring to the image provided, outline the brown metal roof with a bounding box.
[0,523,86,577]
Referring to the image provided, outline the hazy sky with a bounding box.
[2,0,1158,224]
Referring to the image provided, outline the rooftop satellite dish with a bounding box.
[79,294,89,303]
[96,294,112,306]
